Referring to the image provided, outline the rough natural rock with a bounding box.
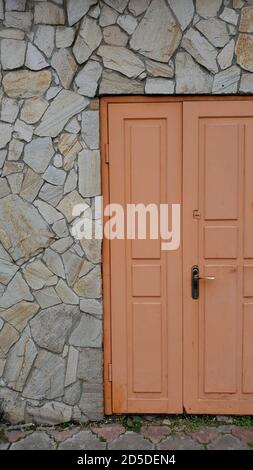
[0,123,13,149]
[103,0,128,13]
[24,137,54,173]
[33,287,61,308]
[56,27,75,48]
[182,28,218,73]
[176,52,213,94]
[0,301,39,332]
[0,387,26,423]
[196,0,222,18]
[78,149,100,197]
[0,272,33,309]
[39,183,63,207]
[1,97,19,124]
[77,348,102,382]
[51,49,78,89]
[220,7,239,25]
[81,111,99,149]
[240,73,253,93]
[167,0,194,31]
[217,39,235,70]
[196,18,230,47]
[20,97,48,124]
[235,34,253,71]
[69,314,102,348]
[65,346,79,387]
[1,39,26,70]
[4,328,37,391]
[62,250,90,287]
[99,70,144,94]
[145,78,174,94]
[43,247,65,278]
[212,65,241,93]
[67,0,97,26]
[98,45,145,79]
[64,169,77,195]
[0,323,19,358]
[7,138,24,161]
[75,61,102,97]
[146,59,174,78]
[128,0,151,16]
[0,179,11,199]
[30,304,79,355]
[99,5,118,27]
[34,25,55,58]
[14,119,33,142]
[239,6,253,32]
[43,165,66,186]
[25,43,49,71]
[73,17,102,65]
[2,161,24,176]
[3,70,52,98]
[80,299,102,318]
[35,90,89,137]
[64,381,81,406]
[23,349,65,399]
[55,279,79,305]
[0,194,54,262]
[117,14,138,34]
[4,11,32,31]
[27,402,72,425]
[20,168,43,202]
[34,2,65,25]
[130,0,182,62]
[0,28,25,39]
[73,266,101,298]
[57,190,85,222]
[7,173,23,194]
[103,25,128,46]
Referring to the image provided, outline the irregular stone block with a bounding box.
[23,349,65,399]
[4,327,37,391]
[24,137,54,173]
[175,52,213,94]
[25,43,49,71]
[3,70,52,98]
[99,70,144,94]
[130,0,181,62]
[35,90,89,138]
[0,301,39,332]
[30,304,79,354]
[34,2,65,25]
[98,45,145,78]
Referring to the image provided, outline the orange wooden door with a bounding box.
[183,101,253,414]
[108,102,182,413]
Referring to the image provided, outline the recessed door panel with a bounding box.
[184,101,253,414]
[108,102,182,413]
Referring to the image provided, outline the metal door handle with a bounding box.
[191,266,215,299]
[198,276,215,281]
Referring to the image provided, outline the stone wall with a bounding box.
[0,0,252,425]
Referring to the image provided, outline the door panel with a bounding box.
[108,103,182,413]
[183,101,253,414]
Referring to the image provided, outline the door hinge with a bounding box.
[105,143,109,164]
[193,209,201,219]
[108,363,112,382]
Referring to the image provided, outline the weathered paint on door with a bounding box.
[184,101,253,414]
[105,99,253,415]
[107,102,182,413]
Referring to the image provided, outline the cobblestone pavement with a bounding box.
[1,416,253,450]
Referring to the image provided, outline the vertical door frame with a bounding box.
[101,96,253,415]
